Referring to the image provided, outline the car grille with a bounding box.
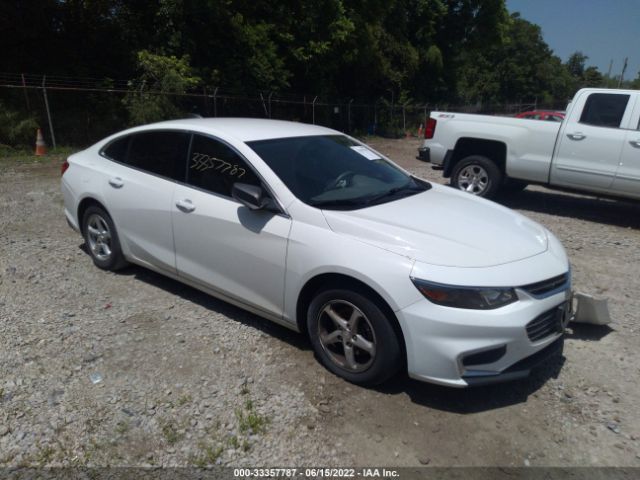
[526,306,562,342]
[521,273,569,297]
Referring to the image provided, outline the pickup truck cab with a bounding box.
[418,88,640,200]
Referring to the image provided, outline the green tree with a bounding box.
[583,66,604,88]
[455,12,573,106]
[566,52,588,78]
[123,50,201,125]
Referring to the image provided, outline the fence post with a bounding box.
[203,86,208,115]
[213,87,219,117]
[347,98,354,133]
[41,75,57,149]
[260,93,268,117]
[402,104,406,133]
[312,96,318,124]
[21,73,30,111]
[268,91,273,118]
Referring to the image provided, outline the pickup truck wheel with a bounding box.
[451,155,502,198]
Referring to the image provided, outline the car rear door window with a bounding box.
[187,134,260,197]
[127,131,190,181]
[580,93,630,128]
[102,136,130,162]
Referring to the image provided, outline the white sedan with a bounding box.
[61,118,571,387]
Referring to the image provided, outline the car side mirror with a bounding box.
[232,183,269,210]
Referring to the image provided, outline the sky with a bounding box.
[506,0,639,81]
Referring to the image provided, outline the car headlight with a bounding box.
[411,278,517,310]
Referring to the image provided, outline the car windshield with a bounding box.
[247,135,430,210]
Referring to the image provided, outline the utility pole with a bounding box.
[606,59,613,79]
[618,57,628,88]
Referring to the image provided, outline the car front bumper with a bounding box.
[397,286,570,387]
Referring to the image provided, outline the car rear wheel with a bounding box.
[451,155,502,199]
[82,205,127,271]
[307,289,402,386]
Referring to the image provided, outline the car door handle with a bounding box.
[175,199,196,213]
[630,140,640,149]
[108,177,124,188]
[567,132,586,141]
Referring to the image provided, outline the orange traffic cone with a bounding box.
[35,129,47,156]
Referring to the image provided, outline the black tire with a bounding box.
[307,288,402,386]
[451,155,502,199]
[501,179,528,193]
[81,205,128,271]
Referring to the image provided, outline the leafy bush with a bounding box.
[123,50,201,125]
[0,102,39,148]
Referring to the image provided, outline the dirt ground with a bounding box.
[1,137,639,468]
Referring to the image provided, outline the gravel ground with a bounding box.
[1,138,639,468]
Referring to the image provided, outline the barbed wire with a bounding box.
[0,72,435,109]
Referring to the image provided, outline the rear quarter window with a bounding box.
[127,131,190,181]
[101,136,130,162]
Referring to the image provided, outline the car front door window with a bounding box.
[187,134,261,196]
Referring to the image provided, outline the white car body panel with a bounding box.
[322,184,547,267]
[171,183,292,319]
[283,199,421,319]
[612,128,640,194]
[63,118,572,387]
[101,162,178,273]
[422,88,640,199]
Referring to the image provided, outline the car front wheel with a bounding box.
[307,289,402,386]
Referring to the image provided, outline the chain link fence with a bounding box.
[0,73,567,150]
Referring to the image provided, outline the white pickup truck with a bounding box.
[418,88,640,200]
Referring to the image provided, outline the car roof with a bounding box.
[124,117,340,142]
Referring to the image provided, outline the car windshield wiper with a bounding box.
[308,198,368,209]
[361,182,425,206]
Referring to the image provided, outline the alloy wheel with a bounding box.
[86,213,112,261]
[316,300,377,372]
[457,164,489,195]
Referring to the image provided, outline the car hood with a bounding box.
[322,184,548,267]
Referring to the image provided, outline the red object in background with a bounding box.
[515,110,565,122]
[425,117,437,139]
[61,160,69,176]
